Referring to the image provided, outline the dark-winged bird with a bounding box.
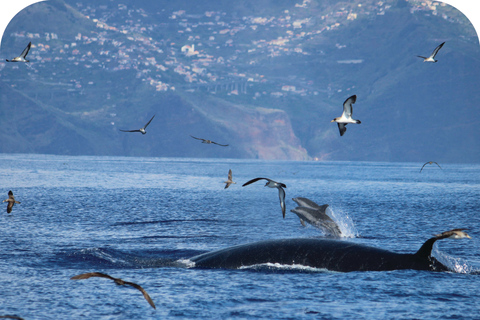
[71,272,156,309]
[419,161,442,172]
[6,42,31,62]
[434,228,471,240]
[331,95,361,136]
[242,178,287,218]
[3,191,20,213]
[190,135,228,146]
[120,115,155,134]
[417,42,445,62]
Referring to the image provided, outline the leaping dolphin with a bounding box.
[188,229,472,272]
[291,197,342,237]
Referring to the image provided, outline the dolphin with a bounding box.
[188,229,471,272]
[291,197,342,236]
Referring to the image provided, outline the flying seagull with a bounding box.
[3,191,20,213]
[224,169,236,189]
[71,272,156,309]
[417,42,445,63]
[420,161,442,172]
[434,228,471,240]
[331,95,361,136]
[242,177,287,218]
[120,114,155,134]
[6,42,31,62]
[190,135,228,147]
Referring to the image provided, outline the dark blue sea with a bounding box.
[0,153,479,319]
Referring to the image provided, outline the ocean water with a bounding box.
[0,153,479,319]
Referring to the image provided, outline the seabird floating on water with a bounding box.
[190,135,228,147]
[224,169,236,189]
[71,272,156,309]
[120,114,155,134]
[417,42,445,63]
[242,177,287,218]
[6,42,31,62]
[331,95,361,136]
[3,191,20,213]
[420,161,442,172]
[434,228,471,240]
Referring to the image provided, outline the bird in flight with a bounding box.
[242,177,287,218]
[6,42,31,62]
[224,169,236,189]
[3,191,20,213]
[119,115,155,134]
[419,161,442,172]
[71,272,156,309]
[190,135,228,146]
[417,42,445,62]
[331,95,361,136]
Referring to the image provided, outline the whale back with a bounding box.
[190,238,449,272]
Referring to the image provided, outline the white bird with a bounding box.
[242,178,287,218]
[331,95,361,136]
[6,42,31,62]
[120,115,155,134]
[224,169,236,189]
[417,42,445,62]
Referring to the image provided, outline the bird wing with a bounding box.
[20,42,31,59]
[278,187,286,219]
[211,141,229,147]
[228,169,233,181]
[224,182,231,189]
[120,129,141,133]
[342,95,356,119]
[190,135,204,141]
[8,191,14,200]
[416,55,427,59]
[242,177,268,187]
[143,115,155,129]
[431,42,445,58]
[124,281,156,309]
[70,272,116,281]
[420,162,429,172]
[433,162,442,169]
[337,123,347,136]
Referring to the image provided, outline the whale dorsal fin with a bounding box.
[414,237,438,260]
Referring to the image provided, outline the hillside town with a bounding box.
[0,0,466,99]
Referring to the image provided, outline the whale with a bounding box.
[189,231,470,272]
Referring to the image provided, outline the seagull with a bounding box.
[6,42,31,62]
[190,135,228,147]
[3,191,20,213]
[417,42,445,62]
[434,228,472,240]
[224,169,236,189]
[331,95,361,136]
[70,272,156,309]
[120,114,155,134]
[420,161,442,172]
[242,177,287,218]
